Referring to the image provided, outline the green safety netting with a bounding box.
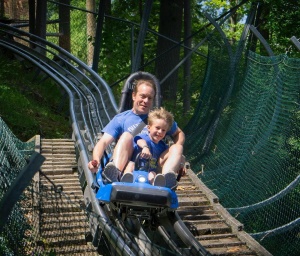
[185,48,300,256]
[0,117,35,255]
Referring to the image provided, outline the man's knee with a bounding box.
[118,132,133,145]
[113,132,134,169]
[169,144,183,154]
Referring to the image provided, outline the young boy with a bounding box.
[108,107,177,188]
[89,78,185,190]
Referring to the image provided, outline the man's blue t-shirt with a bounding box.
[132,133,169,172]
[102,109,178,140]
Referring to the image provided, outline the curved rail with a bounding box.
[0,23,208,255]
[0,22,135,255]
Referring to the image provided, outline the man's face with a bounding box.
[132,84,155,115]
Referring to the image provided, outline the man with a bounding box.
[88,78,185,189]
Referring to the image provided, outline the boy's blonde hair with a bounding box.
[148,107,174,131]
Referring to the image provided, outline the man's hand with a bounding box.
[92,160,98,167]
[88,160,99,173]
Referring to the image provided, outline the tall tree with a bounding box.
[257,0,300,56]
[228,0,238,44]
[183,0,191,114]
[59,0,71,52]
[86,0,96,66]
[155,0,183,105]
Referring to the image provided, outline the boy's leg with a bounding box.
[120,161,135,182]
[123,161,135,174]
[148,171,156,184]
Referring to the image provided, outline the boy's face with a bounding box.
[147,119,168,143]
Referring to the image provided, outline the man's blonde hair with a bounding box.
[133,79,156,96]
[148,107,174,131]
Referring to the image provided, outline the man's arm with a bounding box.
[88,133,115,173]
[171,127,185,145]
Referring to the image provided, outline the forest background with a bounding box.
[0,0,299,141]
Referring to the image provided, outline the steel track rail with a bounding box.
[0,23,209,255]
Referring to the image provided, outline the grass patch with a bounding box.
[0,52,71,141]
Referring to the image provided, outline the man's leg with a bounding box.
[160,144,184,174]
[103,132,134,182]
[112,132,134,172]
[159,144,184,190]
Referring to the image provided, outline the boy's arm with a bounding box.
[136,138,148,149]
[136,138,152,159]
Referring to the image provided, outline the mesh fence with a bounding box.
[1,0,206,117]
[1,184,183,256]
[0,117,183,255]
[0,117,35,255]
[2,1,300,255]
[1,0,28,21]
[184,39,300,255]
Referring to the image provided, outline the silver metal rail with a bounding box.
[0,23,208,255]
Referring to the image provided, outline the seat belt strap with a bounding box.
[131,118,148,137]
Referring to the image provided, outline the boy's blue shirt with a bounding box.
[132,133,169,172]
[102,109,178,140]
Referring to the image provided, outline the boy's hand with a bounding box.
[140,147,152,159]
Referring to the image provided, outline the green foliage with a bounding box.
[0,236,14,256]
[8,0,296,139]
[0,54,71,141]
[201,0,230,11]
[70,6,88,61]
[46,1,88,62]
[262,0,300,57]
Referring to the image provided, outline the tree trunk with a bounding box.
[0,0,4,18]
[155,0,183,105]
[250,2,270,54]
[257,3,270,54]
[59,0,70,52]
[86,0,96,66]
[183,0,191,114]
[35,0,47,56]
[229,0,238,45]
